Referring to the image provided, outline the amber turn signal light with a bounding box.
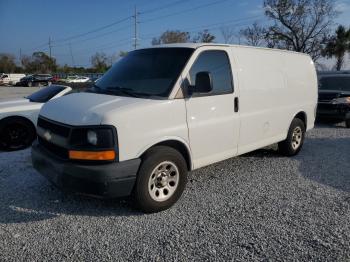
[69,150,116,161]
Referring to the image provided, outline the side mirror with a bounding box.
[191,71,213,95]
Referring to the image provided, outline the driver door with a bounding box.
[184,49,240,169]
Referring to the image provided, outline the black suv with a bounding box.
[17,74,53,87]
[317,71,350,128]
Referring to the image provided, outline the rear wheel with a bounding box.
[0,118,36,151]
[134,146,188,213]
[278,118,306,156]
[27,81,33,87]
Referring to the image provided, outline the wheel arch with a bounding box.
[293,111,307,129]
[138,139,192,171]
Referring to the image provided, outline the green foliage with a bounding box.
[21,52,57,73]
[0,53,17,73]
[152,30,191,45]
[322,25,350,71]
[91,52,110,73]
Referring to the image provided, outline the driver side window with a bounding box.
[188,50,233,96]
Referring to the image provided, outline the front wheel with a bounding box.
[0,118,36,151]
[278,118,306,156]
[134,146,188,213]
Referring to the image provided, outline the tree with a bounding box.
[220,26,236,44]
[21,52,57,73]
[263,0,338,60]
[91,52,109,72]
[322,25,350,71]
[0,53,17,73]
[119,51,128,58]
[152,30,190,45]
[192,30,216,43]
[240,22,267,46]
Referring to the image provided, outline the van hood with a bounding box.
[39,92,159,126]
[0,98,42,114]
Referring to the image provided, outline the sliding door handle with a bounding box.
[234,97,239,112]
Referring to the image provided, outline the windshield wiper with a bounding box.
[88,85,154,98]
[105,86,154,98]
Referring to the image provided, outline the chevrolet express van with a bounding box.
[32,44,318,213]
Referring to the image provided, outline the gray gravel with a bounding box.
[0,124,349,261]
[0,86,41,101]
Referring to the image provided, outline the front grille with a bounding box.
[38,137,69,159]
[37,117,70,138]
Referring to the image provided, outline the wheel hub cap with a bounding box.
[148,161,180,202]
[291,127,302,150]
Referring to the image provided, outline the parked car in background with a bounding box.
[61,75,90,83]
[17,74,53,87]
[0,74,26,86]
[317,71,350,128]
[32,44,317,213]
[0,85,72,151]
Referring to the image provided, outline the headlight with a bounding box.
[332,97,350,104]
[87,130,98,145]
[70,127,116,149]
[69,127,117,161]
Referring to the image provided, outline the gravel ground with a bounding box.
[0,86,41,101]
[0,123,349,261]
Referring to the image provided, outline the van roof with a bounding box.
[141,43,311,57]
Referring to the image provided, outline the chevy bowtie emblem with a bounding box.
[43,130,52,141]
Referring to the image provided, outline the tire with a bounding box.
[47,81,52,86]
[27,81,33,87]
[346,119,350,128]
[134,146,188,213]
[278,118,306,156]
[0,118,36,151]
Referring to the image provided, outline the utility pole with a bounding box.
[133,5,139,50]
[48,37,52,59]
[69,43,75,67]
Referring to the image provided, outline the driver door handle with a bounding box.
[234,97,239,113]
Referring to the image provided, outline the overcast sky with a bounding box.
[1,0,350,69]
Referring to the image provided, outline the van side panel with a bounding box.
[282,53,318,131]
[232,47,317,155]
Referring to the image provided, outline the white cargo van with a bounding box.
[0,73,26,85]
[32,44,318,212]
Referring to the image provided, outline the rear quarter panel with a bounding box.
[232,46,317,154]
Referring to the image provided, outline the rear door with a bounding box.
[184,48,240,169]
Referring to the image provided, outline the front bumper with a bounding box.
[32,142,141,198]
[317,103,350,121]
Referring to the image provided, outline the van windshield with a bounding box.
[92,48,194,98]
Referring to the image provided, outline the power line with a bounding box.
[140,0,189,15]
[140,0,231,23]
[52,24,133,48]
[54,16,132,44]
